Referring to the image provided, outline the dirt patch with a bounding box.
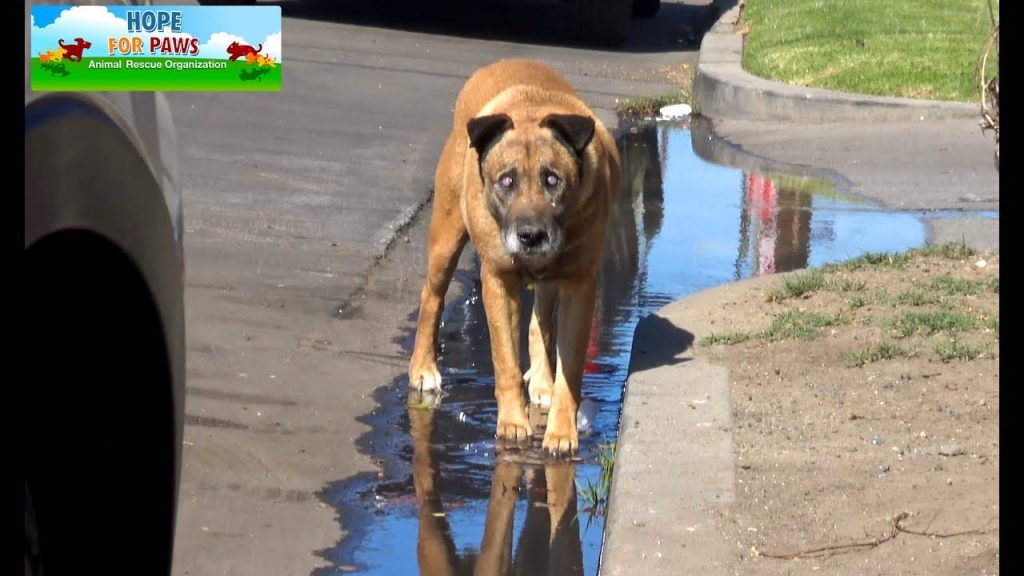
[679,245,999,574]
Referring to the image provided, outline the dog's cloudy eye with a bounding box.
[545,174,561,188]
[499,174,515,189]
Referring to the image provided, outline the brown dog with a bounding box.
[409,59,621,455]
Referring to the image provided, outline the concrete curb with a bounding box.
[693,3,979,123]
[600,299,738,575]
[600,272,816,575]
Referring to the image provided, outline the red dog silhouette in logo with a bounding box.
[58,38,91,62]
[226,41,262,62]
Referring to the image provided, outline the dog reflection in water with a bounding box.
[409,391,584,575]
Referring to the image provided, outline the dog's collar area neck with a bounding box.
[516,260,550,281]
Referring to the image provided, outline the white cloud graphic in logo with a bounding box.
[198,31,250,60]
[31,6,127,56]
[32,7,198,58]
[260,32,281,62]
[199,31,281,62]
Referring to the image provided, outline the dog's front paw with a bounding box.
[542,409,579,456]
[408,358,442,392]
[496,406,533,443]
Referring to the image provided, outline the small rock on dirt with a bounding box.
[938,444,966,456]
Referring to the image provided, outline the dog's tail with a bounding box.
[58,38,68,48]
[256,43,262,54]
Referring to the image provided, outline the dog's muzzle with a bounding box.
[516,225,548,250]
[503,223,561,266]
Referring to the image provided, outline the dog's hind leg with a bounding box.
[525,282,557,408]
[409,134,468,393]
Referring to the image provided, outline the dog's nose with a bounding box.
[517,226,548,249]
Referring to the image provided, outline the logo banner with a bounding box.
[30,5,282,91]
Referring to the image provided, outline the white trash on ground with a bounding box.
[577,397,599,434]
[659,103,692,119]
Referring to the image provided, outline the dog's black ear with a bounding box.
[541,114,595,157]
[467,114,513,160]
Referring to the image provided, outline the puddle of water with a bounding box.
[316,119,960,575]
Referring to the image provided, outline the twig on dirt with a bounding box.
[751,512,907,559]
[752,537,887,559]
[751,512,996,560]
[897,512,996,539]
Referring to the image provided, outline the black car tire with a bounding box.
[632,0,660,18]
[25,481,41,576]
[25,230,178,576]
[572,0,633,47]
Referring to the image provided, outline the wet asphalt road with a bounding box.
[156,1,714,574]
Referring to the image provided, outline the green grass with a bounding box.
[577,443,616,518]
[934,339,988,362]
[985,315,999,336]
[913,242,979,260]
[769,174,837,197]
[889,310,977,338]
[847,284,888,305]
[598,443,615,486]
[769,271,868,302]
[824,251,912,272]
[762,173,868,207]
[847,294,870,309]
[701,331,752,346]
[740,245,997,365]
[770,270,826,300]
[616,89,692,119]
[742,0,997,102]
[30,57,281,91]
[897,288,941,307]
[918,275,990,297]
[846,342,908,367]
[762,310,839,341]
[896,275,992,307]
[828,278,868,293]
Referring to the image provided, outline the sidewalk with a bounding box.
[600,3,999,574]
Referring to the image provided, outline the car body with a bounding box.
[197,0,660,46]
[24,1,185,574]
